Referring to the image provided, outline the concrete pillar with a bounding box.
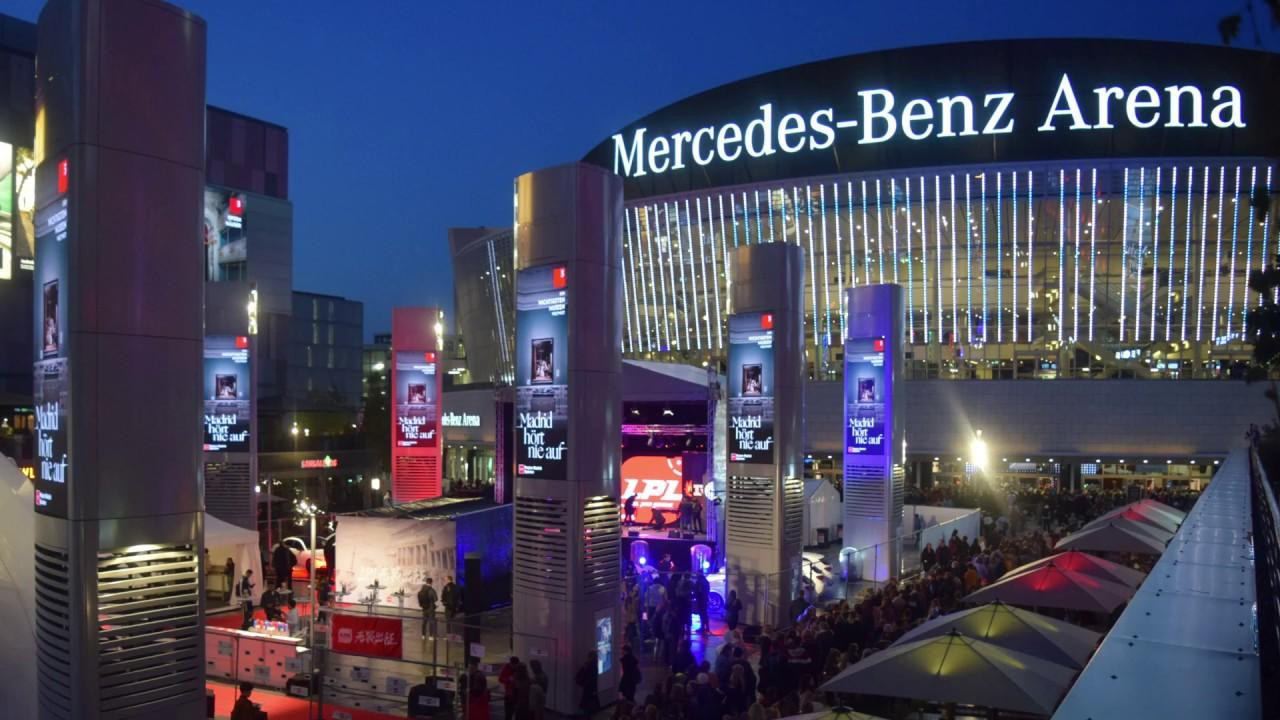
[511,163,622,713]
[843,285,905,582]
[32,1,207,717]
[724,242,805,628]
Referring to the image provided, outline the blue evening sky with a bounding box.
[6,0,1276,338]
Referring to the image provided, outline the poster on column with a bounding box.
[203,335,251,452]
[515,264,568,480]
[845,337,887,458]
[32,158,70,517]
[395,350,439,448]
[727,311,774,465]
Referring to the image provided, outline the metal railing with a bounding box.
[1249,448,1280,719]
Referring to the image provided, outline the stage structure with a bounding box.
[724,243,805,628]
[392,307,445,502]
[511,163,622,714]
[843,284,905,581]
[32,1,209,717]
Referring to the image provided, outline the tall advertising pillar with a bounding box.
[843,284,905,582]
[391,307,445,502]
[725,243,804,628]
[32,1,208,718]
[511,163,622,713]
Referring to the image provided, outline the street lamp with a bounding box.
[969,430,989,475]
[294,499,323,665]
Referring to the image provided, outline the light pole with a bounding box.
[294,499,321,654]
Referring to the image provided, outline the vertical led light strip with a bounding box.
[730,193,740,247]
[636,207,655,351]
[768,189,777,243]
[1172,167,1189,341]
[1242,166,1259,333]
[890,179,901,286]
[620,217,634,353]
[1011,172,1017,342]
[1226,166,1243,337]
[803,186,821,356]
[623,207,641,351]
[818,185,832,347]
[1165,167,1179,342]
[1119,169,1131,341]
[672,201,697,350]
[1195,166,1209,341]
[646,205,670,350]
[920,176,930,342]
[1211,166,1225,339]
[935,175,945,342]
[665,202,686,351]
[950,174,959,343]
[1057,168,1066,344]
[875,179,886,283]
[1133,168,1146,340]
[755,190,764,244]
[1088,168,1098,342]
[848,181,858,288]
[862,180,873,286]
[1263,167,1275,304]
[964,173,974,343]
[1026,171,1034,342]
[1072,168,1081,342]
[688,198,709,351]
[715,194,730,329]
[1150,168,1162,342]
[695,198,713,350]
[980,173,989,343]
[904,178,916,343]
[834,183,847,339]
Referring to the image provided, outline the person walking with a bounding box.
[466,659,490,720]
[623,494,637,525]
[237,569,256,630]
[271,541,294,589]
[725,590,743,632]
[575,650,599,717]
[442,575,463,627]
[499,656,522,720]
[417,578,438,639]
[618,644,641,703]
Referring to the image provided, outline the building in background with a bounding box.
[288,290,365,429]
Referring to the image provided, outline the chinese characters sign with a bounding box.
[330,613,404,659]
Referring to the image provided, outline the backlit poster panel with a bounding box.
[0,142,12,281]
[394,350,439,448]
[203,188,246,282]
[203,335,251,452]
[515,264,568,480]
[32,158,70,516]
[845,337,888,457]
[727,311,774,464]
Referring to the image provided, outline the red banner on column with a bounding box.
[330,613,404,659]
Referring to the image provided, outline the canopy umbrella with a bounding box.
[1080,513,1174,543]
[1001,550,1146,589]
[893,601,1101,668]
[1137,497,1187,521]
[820,630,1077,716]
[1054,520,1169,555]
[779,708,887,720]
[1093,503,1180,534]
[961,559,1134,613]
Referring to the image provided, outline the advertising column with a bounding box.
[512,163,622,714]
[391,307,444,502]
[33,1,208,717]
[725,243,804,628]
[843,284,905,581]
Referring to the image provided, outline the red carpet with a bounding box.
[207,681,401,720]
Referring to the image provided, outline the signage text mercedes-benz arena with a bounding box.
[612,75,1246,179]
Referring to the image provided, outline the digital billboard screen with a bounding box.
[727,311,774,465]
[621,454,709,527]
[515,264,568,480]
[203,335,251,452]
[33,158,70,517]
[0,143,35,281]
[845,337,887,458]
[203,188,246,282]
[394,350,439,448]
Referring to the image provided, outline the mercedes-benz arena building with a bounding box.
[577,39,1279,486]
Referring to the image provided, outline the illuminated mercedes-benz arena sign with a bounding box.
[582,39,1280,378]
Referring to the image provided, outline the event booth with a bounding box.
[205,512,263,606]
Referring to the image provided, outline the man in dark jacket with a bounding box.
[618,644,641,703]
[417,579,438,639]
[272,541,295,588]
[442,576,463,621]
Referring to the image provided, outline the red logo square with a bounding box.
[57,158,69,194]
[552,266,567,289]
[760,313,773,330]
[425,351,435,362]
[873,338,885,352]
[235,336,249,349]
[228,195,244,216]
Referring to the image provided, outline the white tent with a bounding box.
[205,513,263,605]
[803,479,841,546]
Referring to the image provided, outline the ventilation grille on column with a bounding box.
[34,543,72,719]
[727,475,775,546]
[844,464,886,519]
[204,461,253,529]
[582,496,620,596]
[394,455,441,502]
[890,464,906,537]
[514,495,569,598]
[96,543,202,719]
[782,477,804,550]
